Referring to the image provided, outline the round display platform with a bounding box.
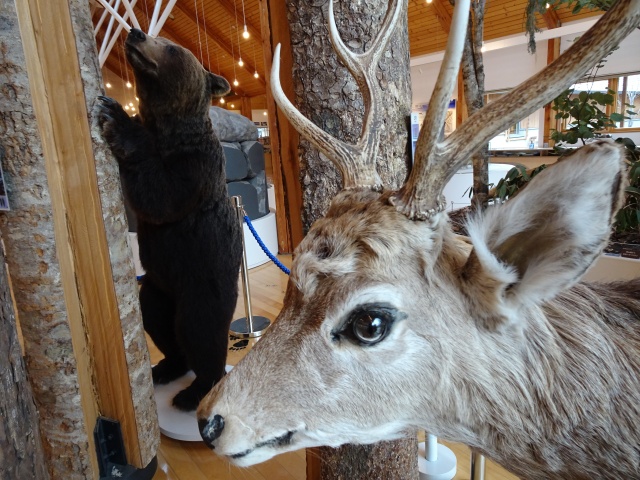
[242,209,278,269]
[417,441,457,480]
[154,366,233,442]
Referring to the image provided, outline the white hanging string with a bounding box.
[199,0,212,70]
[241,0,249,39]
[193,0,204,64]
[252,44,258,78]
[233,0,242,66]
[229,21,238,86]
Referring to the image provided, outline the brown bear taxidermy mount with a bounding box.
[97,28,242,411]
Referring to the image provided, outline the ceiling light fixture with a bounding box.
[241,0,249,39]
[106,82,112,88]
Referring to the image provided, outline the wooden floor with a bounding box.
[148,256,518,480]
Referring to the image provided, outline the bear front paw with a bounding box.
[96,96,134,154]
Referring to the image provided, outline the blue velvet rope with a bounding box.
[244,215,291,275]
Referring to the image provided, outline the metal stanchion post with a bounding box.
[470,452,485,480]
[229,196,271,338]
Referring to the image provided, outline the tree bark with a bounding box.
[457,0,489,210]
[286,1,418,478]
[287,0,413,232]
[0,0,158,476]
[0,1,93,475]
[0,237,48,480]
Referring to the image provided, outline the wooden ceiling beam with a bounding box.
[431,0,452,35]
[173,2,265,86]
[214,0,262,42]
[542,6,562,29]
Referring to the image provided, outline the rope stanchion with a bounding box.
[229,196,271,338]
[243,215,290,275]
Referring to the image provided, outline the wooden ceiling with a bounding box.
[92,0,601,103]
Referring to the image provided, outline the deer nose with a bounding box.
[128,28,146,41]
[199,414,225,448]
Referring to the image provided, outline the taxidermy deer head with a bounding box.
[198,0,640,478]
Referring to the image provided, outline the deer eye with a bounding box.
[334,306,397,346]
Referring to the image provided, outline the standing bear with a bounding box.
[97,28,242,411]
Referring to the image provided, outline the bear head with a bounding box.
[125,28,230,120]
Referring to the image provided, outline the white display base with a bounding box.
[267,184,276,212]
[582,255,640,282]
[127,209,278,276]
[417,441,457,480]
[243,209,278,269]
[155,366,233,442]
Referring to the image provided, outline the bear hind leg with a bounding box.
[140,277,189,384]
[171,285,236,411]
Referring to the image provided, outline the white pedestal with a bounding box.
[582,255,640,282]
[127,208,278,276]
[418,441,457,480]
[154,366,233,442]
[243,209,278,269]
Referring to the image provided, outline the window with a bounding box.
[485,91,541,150]
[562,73,639,133]
[613,73,640,129]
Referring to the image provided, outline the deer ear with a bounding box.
[460,141,626,330]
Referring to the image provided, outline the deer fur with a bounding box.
[198,141,640,479]
[198,0,640,476]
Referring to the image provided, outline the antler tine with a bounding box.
[328,0,404,154]
[390,0,471,220]
[271,0,405,191]
[392,0,640,221]
[445,0,640,167]
[271,45,381,189]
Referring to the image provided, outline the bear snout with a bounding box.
[128,28,146,43]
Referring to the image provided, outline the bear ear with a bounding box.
[208,73,231,97]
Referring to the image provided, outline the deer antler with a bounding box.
[270,0,405,190]
[392,0,640,220]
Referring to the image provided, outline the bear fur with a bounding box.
[97,28,242,411]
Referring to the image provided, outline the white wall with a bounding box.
[410,23,640,145]
[559,27,640,77]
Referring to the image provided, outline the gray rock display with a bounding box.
[209,106,258,142]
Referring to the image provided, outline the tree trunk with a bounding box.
[458,0,489,210]
[0,0,158,477]
[0,237,48,480]
[286,1,418,478]
[287,0,413,232]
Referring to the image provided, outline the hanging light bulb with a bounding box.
[124,105,130,110]
[546,2,550,8]
[243,25,249,39]
[129,102,134,106]
[230,104,235,109]
[106,82,112,88]
[238,57,244,67]
[426,0,433,4]
[233,79,239,86]
[254,71,259,78]
[220,98,226,104]
[126,81,132,88]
